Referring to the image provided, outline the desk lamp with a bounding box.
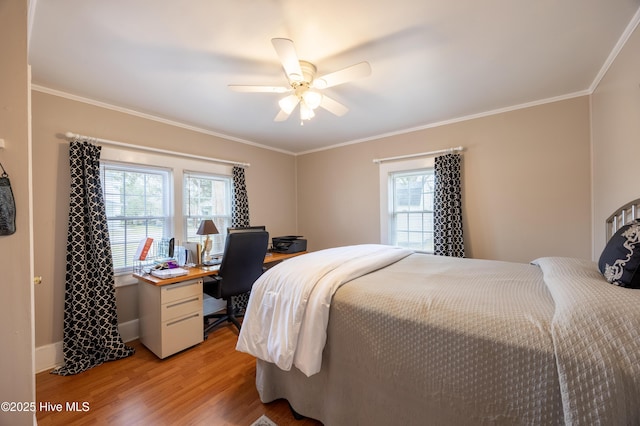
[196,219,219,264]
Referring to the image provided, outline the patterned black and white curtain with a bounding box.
[232,166,250,227]
[53,141,134,376]
[433,153,465,257]
[231,165,251,310]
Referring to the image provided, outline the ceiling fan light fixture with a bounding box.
[300,102,315,121]
[302,90,323,109]
[279,94,299,114]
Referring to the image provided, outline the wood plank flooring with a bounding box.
[36,325,323,426]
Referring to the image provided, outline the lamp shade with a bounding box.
[302,90,322,109]
[300,102,315,120]
[196,219,219,235]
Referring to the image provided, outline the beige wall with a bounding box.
[0,0,35,424]
[32,91,297,347]
[591,23,640,258]
[297,97,592,263]
[32,84,595,355]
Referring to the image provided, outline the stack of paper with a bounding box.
[150,268,188,279]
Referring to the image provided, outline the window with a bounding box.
[390,169,434,251]
[380,157,435,253]
[101,162,171,273]
[98,146,234,283]
[183,172,233,254]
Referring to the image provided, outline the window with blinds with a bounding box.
[389,168,435,252]
[183,171,232,255]
[100,162,171,273]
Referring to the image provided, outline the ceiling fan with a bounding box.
[229,38,371,124]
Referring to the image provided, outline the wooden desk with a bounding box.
[134,251,306,358]
[133,251,306,286]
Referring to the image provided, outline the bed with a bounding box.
[236,200,640,425]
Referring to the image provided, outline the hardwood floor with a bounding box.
[36,325,323,426]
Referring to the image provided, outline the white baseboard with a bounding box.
[118,319,140,343]
[35,341,64,374]
[35,319,139,374]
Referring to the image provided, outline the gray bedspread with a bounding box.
[255,253,640,425]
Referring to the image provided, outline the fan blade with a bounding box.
[228,85,289,93]
[313,61,371,89]
[272,38,303,82]
[274,109,291,122]
[319,95,349,116]
[278,94,299,115]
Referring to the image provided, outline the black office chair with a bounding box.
[203,230,269,337]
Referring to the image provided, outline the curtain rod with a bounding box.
[64,132,250,168]
[372,146,464,164]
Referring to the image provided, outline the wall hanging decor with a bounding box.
[0,161,16,235]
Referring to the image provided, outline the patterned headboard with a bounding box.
[606,198,640,240]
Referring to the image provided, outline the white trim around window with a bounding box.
[379,156,435,249]
[100,146,233,287]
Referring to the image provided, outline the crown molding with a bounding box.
[296,90,591,156]
[589,7,640,92]
[31,84,296,156]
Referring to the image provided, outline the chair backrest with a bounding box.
[217,230,269,299]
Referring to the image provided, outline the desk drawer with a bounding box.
[163,312,203,356]
[161,294,202,322]
[160,278,202,303]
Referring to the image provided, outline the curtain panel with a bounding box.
[232,166,250,227]
[231,165,251,310]
[433,153,465,258]
[53,141,134,375]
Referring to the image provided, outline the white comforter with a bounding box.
[236,244,413,376]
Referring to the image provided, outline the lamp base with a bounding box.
[202,235,213,264]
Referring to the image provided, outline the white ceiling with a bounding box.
[29,0,640,154]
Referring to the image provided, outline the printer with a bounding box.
[272,235,307,254]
